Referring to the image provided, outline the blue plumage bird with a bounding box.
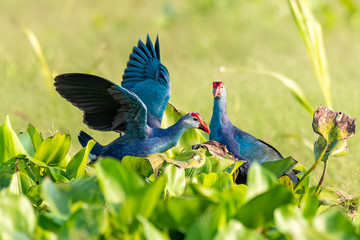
[210,81,297,183]
[54,35,210,160]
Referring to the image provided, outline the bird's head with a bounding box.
[182,112,210,133]
[213,81,226,98]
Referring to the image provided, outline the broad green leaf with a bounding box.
[0,171,13,189]
[300,191,320,220]
[41,178,71,218]
[261,156,298,178]
[214,220,265,240]
[246,162,278,201]
[165,164,185,197]
[274,205,330,240]
[313,208,357,239]
[186,205,226,240]
[45,168,69,183]
[67,176,103,205]
[122,155,153,178]
[57,206,108,240]
[26,185,43,206]
[18,131,36,157]
[37,213,63,233]
[0,116,27,163]
[151,197,211,231]
[196,172,234,191]
[116,177,167,231]
[0,189,36,239]
[96,157,144,212]
[9,171,35,195]
[32,132,71,167]
[138,216,170,240]
[236,185,296,228]
[66,140,95,179]
[27,123,44,151]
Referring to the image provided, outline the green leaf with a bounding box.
[96,157,144,212]
[151,197,211,231]
[313,208,357,239]
[274,205,330,240]
[26,185,43,206]
[214,220,265,240]
[236,185,296,228]
[116,177,167,231]
[67,176,103,205]
[246,163,278,201]
[186,205,226,240]
[9,171,36,195]
[0,189,36,239]
[300,191,320,220]
[121,155,153,178]
[196,172,234,191]
[26,123,44,151]
[18,131,36,157]
[0,171,14,189]
[66,140,95,179]
[46,168,69,183]
[57,206,108,240]
[32,132,71,167]
[261,156,298,178]
[0,116,27,163]
[41,178,71,218]
[138,216,170,240]
[165,164,185,197]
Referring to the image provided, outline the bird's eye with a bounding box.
[193,118,198,121]
[220,86,224,89]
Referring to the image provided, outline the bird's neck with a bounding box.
[211,97,230,126]
[165,119,191,141]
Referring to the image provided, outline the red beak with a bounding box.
[198,121,210,133]
[214,87,221,97]
[213,81,224,97]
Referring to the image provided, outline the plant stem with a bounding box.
[294,145,328,192]
[316,160,328,194]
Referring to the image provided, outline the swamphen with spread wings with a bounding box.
[210,81,298,184]
[54,35,210,160]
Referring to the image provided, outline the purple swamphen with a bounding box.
[210,81,298,183]
[54,35,210,160]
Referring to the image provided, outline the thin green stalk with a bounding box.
[316,160,328,194]
[294,144,328,192]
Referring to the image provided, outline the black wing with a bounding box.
[54,73,148,139]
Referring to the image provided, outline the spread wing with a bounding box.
[54,73,148,139]
[121,34,171,128]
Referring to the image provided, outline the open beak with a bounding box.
[198,121,210,133]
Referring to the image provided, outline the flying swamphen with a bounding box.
[210,81,298,183]
[54,35,210,160]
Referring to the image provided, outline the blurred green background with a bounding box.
[0,0,359,195]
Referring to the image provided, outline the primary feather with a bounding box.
[54,35,209,160]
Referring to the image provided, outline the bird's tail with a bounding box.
[78,131,103,161]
